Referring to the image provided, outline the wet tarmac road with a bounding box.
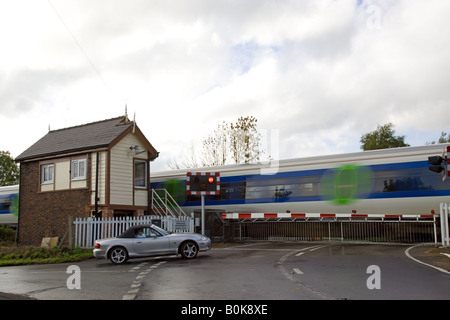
[0,242,449,300]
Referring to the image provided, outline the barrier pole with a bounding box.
[440,203,449,247]
[201,194,205,236]
[444,203,449,247]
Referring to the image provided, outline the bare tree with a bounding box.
[167,143,202,169]
[201,121,229,166]
[229,116,261,164]
[167,116,263,169]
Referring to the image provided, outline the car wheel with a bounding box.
[109,246,129,264]
[180,241,198,259]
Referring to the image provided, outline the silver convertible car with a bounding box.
[93,224,211,264]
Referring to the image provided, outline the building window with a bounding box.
[41,164,54,184]
[134,160,147,188]
[71,159,87,180]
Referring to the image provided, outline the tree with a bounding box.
[0,151,20,186]
[426,131,450,145]
[201,121,230,167]
[360,123,410,151]
[229,116,261,164]
[167,143,202,169]
[167,116,263,169]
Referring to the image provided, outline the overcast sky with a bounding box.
[1,0,449,172]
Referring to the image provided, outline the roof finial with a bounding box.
[125,104,128,119]
[133,112,136,133]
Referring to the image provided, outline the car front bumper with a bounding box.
[198,238,212,252]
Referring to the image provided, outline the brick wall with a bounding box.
[18,161,91,246]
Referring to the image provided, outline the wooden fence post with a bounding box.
[68,216,74,249]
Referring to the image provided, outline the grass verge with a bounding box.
[0,244,92,266]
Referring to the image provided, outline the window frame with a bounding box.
[71,158,87,181]
[134,159,148,189]
[41,164,55,184]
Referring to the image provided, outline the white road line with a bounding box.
[129,262,148,272]
[292,268,303,275]
[295,244,328,256]
[309,245,328,252]
[122,260,167,300]
[405,246,450,275]
[441,253,450,259]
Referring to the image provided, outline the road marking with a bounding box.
[292,268,303,275]
[295,245,328,256]
[276,249,333,300]
[405,246,450,275]
[122,260,167,300]
[441,253,450,259]
[309,245,328,252]
[129,262,148,272]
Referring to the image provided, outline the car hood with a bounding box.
[168,233,208,239]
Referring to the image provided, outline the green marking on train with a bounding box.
[321,164,372,205]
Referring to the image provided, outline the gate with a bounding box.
[72,215,194,248]
[223,212,439,245]
[234,220,437,244]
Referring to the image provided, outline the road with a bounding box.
[0,242,449,301]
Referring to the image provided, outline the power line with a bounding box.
[47,0,120,106]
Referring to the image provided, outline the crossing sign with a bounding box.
[186,172,220,195]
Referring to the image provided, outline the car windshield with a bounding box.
[152,225,170,236]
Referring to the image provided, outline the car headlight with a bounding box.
[200,236,208,241]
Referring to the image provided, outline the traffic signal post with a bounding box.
[186,172,220,235]
[428,146,450,181]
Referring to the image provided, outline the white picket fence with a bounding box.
[73,215,195,248]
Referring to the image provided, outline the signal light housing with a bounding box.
[427,147,449,181]
[186,172,220,195]
[428,154,447,176]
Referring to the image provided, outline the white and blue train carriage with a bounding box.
[0,184,19,226]
[151,144,450,218]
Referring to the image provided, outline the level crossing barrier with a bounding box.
[222,212,439,245]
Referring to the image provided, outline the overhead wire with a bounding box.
[47,0,120,107]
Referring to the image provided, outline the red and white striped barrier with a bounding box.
[221,212,435,220]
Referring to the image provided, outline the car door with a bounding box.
[133,227,171,255]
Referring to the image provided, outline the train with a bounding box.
[151,144,450,218]
[0,184,19,226]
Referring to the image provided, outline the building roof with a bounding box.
[16,116,159,162]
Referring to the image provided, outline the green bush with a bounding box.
[0,225,16,243]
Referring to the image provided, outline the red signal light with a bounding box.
[208,176,214,183]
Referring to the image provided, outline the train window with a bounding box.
[372,167,447,193]
[0,197,11,211]
[244,176,321,199]
[221,181,246,200]
[299,176,320,196]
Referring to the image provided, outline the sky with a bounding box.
[1,0,449,172]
